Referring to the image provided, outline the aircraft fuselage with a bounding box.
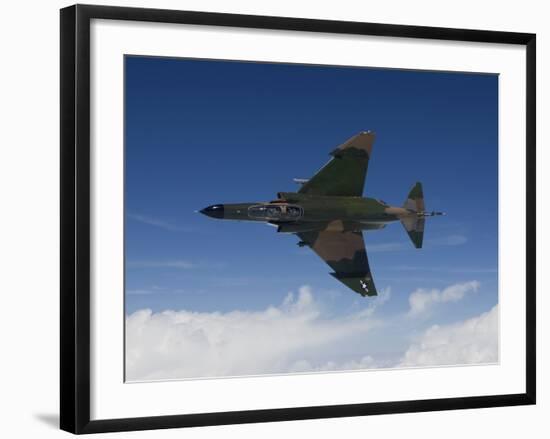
[200,192,423,233]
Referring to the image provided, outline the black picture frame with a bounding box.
[60,4,536,434]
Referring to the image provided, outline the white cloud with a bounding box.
[127,260,196,269]
[407,280,480,316]
[354,287,391,318]
[399,305,498,367]
[127,289,156,295]
[128,213,191,232]
[289,355,379,373]
[427,234,468,246]
[391,265,497,274]
[127,285,202,296]
[126,282,498,381]
[126,286,380,381]
[367,235,467,253]
[367,242,406,253]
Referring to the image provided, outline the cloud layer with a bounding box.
[399,305,498,367]
[407,281,480,316]
[126,283,497,381]
[126,286,380,381]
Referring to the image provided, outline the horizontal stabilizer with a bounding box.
[401,182,425,248]
[401,216,425,249]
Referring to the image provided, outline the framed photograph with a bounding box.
[60,4,536,434]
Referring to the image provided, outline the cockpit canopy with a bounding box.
[248,204,303,221]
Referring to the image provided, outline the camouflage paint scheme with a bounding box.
[201,132,444,297]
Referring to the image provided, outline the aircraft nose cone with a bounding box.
[200,204,225,219]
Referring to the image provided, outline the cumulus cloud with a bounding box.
[407,281,480,316]
[126,282,498,382]
[399,305,498,367]
[126,286,380,381]
[289,355,379,373]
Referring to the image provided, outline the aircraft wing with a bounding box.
[296,230,377,297]
[298,131,375,197]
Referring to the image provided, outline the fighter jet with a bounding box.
[200,131,444,297]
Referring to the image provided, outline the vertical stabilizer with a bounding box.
[403,181,424,213]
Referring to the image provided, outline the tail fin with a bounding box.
[403,182,424,213]
[401,182,425,249]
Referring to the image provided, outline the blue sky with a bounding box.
[124,56,498,378]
